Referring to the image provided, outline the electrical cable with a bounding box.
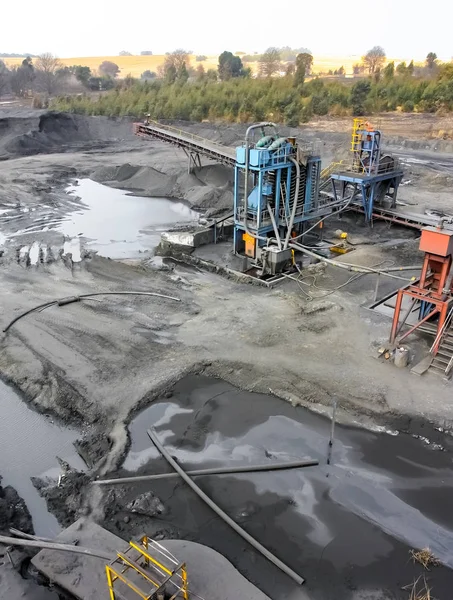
[285,260,400,302]
[3,291,181,333]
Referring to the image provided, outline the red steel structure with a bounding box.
[390,225,453,354]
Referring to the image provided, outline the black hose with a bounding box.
[3,291,181,333]
[147,428,305,586]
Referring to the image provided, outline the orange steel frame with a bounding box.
[390,251,453,353]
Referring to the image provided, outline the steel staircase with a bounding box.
[427,307,453,378]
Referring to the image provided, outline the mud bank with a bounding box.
[96,375,453,600]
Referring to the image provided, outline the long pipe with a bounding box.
[289,241,420,280]
[267,202,282,250]
[3,291,181,333]
[242,122,278,243]
[92,459,319,486]
[283,158,301,249]
[147,428,305,586]
[0,535,112,561]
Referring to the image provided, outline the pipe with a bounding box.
[92,459,319,486]
[9,528,56,543]
[147,428,305,586]
[267,202,282,250]
[289,241,420,281]
[242,122,278,243]
[283,158,301,249]
[0,535,112,561]
[3,291,181,333]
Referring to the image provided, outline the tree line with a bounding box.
[3,47,453,125]
[0,55,129,102]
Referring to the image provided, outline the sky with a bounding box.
[2,1,452,60]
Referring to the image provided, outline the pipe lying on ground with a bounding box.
[3,291,181,333]
[92,459,319,486]
[9,528,56,543]
[147,428,305,586]
[0,535,112,561]
[289,241,421,281]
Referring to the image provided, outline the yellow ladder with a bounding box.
[351,118,363,153]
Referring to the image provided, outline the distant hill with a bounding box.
[0,53,36,58]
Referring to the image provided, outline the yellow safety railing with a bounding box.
[106,535,189,600]
[320,160,344,180]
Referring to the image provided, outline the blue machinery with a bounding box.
[233,123,332,274]
[330,119,403,222]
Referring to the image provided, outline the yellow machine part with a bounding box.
[242,233,256,258]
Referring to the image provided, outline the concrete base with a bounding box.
[32,518,271,600]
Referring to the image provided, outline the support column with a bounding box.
[390,289,404,343]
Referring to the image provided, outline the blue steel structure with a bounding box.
[233,129,324,262]
[330,119,403,222]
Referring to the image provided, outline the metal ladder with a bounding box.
[351,118,363,171]
[428,307,453,378]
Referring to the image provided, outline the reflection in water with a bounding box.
[63,179,198,259]
[0,381,84,536]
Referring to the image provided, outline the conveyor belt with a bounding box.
[350,203,453,230]
[134,122,236,167]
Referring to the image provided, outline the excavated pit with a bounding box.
[97,375,453,600]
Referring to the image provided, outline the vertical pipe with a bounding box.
[283,158,301,249]
[275,168,282,231]
[257,169,263,230]
[267,203,282,250]
[327,398,337,465]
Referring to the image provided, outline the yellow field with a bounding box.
[3,54,423,78]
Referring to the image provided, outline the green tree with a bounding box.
[383,61,395,80]
[165,64,177,84]
[396,61,407,76]
[72,65,91,85]
[195,64,205,81]
[297,52,313,76]
[0,60,10,96]
[218,51,245,80]
[206,69,218,81]
[99,61,120,78]
[141,70,156,80]
[177,63,189,84]
[407,60,415,76]
[351,80,371,115]
[362,46,386,74]
[259,47,281,78]
[426,52,438,69]
[294,53,312,87]
[10,57,35,97]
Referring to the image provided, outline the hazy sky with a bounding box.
[3,1,451,59]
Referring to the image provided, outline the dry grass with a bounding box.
[404,576,433,600]
[3,54,425,78]
[410,548,440,570]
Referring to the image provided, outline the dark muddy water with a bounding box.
[0,380,84,536]
[121,375,453,600]
[63,179,198,259]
